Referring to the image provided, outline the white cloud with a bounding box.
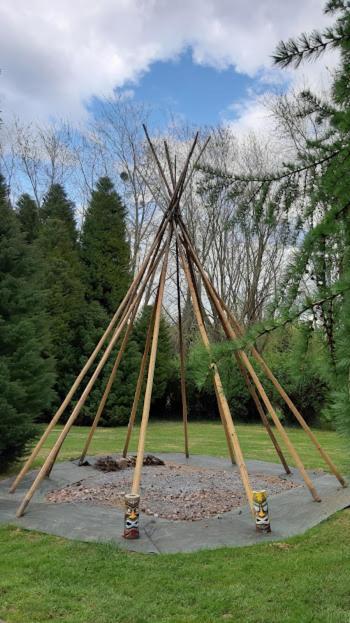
[0,0,335,123]
[225,46,339,139]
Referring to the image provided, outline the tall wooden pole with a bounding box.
[122,296,158,458]
[78,305,139,465]
[179,222,322,502]
[131,230,172,495]
[177,233,253,511]
[16,237,168,517]
[45,234,168,477]
[183,222,345,488]
[9,212,169,494]
[233,320,346,486]
[186,243,235,465]
[176,239,190,458]
[237,359,291,474]
[164,139,190,459]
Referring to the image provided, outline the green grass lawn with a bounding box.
[1,421,349,623]
[24,419,349,472]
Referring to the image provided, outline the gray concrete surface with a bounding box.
[1,454,349,554]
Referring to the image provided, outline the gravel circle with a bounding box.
[47,458,301,521]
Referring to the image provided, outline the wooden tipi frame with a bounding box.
[11,128,346,526]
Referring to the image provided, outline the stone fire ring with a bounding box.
[1,454,349,554]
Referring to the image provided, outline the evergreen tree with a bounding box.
[271,0,350,435]
[16,193,39,243]
[0,174,55,469]
[75,177,134,426]
[88,334,142,426]
[202,1,350,435]
[81,176,131,316]
[36,184,85,405]
[41,183,77,243]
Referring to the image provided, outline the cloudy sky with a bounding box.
[0,0,336,131]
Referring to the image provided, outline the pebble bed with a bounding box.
[47,460,301,521]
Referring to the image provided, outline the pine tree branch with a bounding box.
[272,25,350,69]
[235,287,350,348]
[201,148,343,186]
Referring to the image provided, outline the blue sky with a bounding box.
[0,1,332,127]
[121,50,259,127]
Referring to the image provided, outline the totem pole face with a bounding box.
[123,493,140,539]
[253,490,271,533]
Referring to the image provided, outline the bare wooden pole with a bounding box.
[178,234,253,511]
[175,238,190,458]
[79,305,139,465]
[164,140,176,189]
[45,234,168,477]
[16,302,136,517]
[213,383,236,465]
[9,212,170,494]
[179,221,322,502]
[131,231,172,495]
[234,321,346,486]
[186,235,346,488]
[186,241,235,465]
[181,136,211,196]
[164,144,190,458]
[13,131,198,498]
[122,296,158,458]
[143,126,199,210]
[143,125,173,197]
[16,236,169,517]
[237,358,291,474]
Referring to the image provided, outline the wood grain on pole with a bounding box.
[79,304,139,465]
[164,140,191,459]
[189,239,346,488]
[175,239,190,458]
[164,140,176,189]
[245,338,345,486]
[122,296,158,458]
[178,234,253,511]
[9,213,169,494]
[213,383,236,465]
[45,234,168,477]
[180,222,322,502]
[185,241,235,465]
[131,231,172,495]
[15,236,169,517]
[237,358,291,474]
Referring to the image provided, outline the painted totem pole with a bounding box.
[253,490,271,533]
[123,493,140,539]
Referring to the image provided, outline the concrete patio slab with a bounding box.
[1,454,349,554]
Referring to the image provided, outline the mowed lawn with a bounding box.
[1,421,349,623]
[25,420,349,472]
